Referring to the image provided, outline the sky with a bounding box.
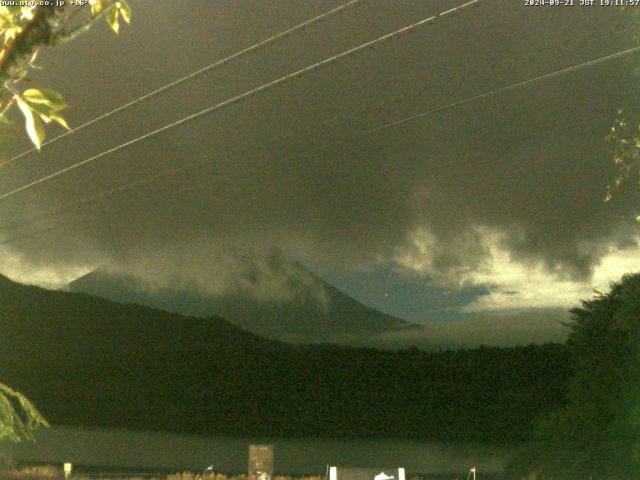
[0,0,639,345]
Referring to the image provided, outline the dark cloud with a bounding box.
[0,0,638,297]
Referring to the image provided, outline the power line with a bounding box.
[0,161,215,231]
[0,25,633,241]
[0,176,220,246]
[225,43,640,181]
[0,68,438,236]
[364,45,640,135]
[0,0,484,203]
[3,0,365,166]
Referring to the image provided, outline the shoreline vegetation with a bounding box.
[0,468,499,480]
[0,469,299,480]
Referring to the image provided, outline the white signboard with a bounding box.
[249,444,274,480]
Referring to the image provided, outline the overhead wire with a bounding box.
[3,0,366,166]
[217,42,640,186]
[0,175,222,246]
[0,0,485,203]
[364,44,640,135]
[0,62,442,235]
[0,17,636,245]
[0,161,216,232]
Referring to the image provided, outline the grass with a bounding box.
[0,467,323,480]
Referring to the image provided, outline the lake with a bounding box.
[2,426,510,476]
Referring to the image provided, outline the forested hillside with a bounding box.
[0,274,571,441]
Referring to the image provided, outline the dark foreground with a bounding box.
[0,275,571,442]
[0,467,501,480]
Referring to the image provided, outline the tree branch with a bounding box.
[54,6,110,45]
[0,6,64,86]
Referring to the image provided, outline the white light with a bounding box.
[330,466,338,480]
[398,467,406,480]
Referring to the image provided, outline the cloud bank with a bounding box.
[0,0,637,309]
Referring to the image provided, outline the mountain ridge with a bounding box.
[66,261,417,345]
[0,273,571,441]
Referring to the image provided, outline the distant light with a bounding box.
[63,463,72,479]
[330,466,338,480]
[398,467,406,480]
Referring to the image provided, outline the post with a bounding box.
[63,463,72,480]
[329,466,338,480]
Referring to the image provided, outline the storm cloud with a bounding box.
[0,0,638,303]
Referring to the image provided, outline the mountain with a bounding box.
[0,273,571,441]
[66,260,417,345]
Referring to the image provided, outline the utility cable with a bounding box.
[0,24,633,239]
[3,0,365,166]
[0,0,484,202]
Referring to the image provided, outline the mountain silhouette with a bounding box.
[66,259,417,345]
[0,273,571,440]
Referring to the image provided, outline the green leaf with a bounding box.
[117,0,131,23]
[22,88,67,111]
[16,99,45,150]
[21,100,53,122]
[0,6,23,17]
[0,8,17,26]
[106,6,119,33]
[50,113,70,130]
[4,27,19,42]
[0,383,48,442]
[89,0,104,15]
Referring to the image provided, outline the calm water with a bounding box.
[2,426,510,475]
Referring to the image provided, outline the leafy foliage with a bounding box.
[0,0,131,444]
[506,273,640,479]
[604,7,640,211]
[605,111,640,217]
[0,382,48,442]
[0,0,131,149]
